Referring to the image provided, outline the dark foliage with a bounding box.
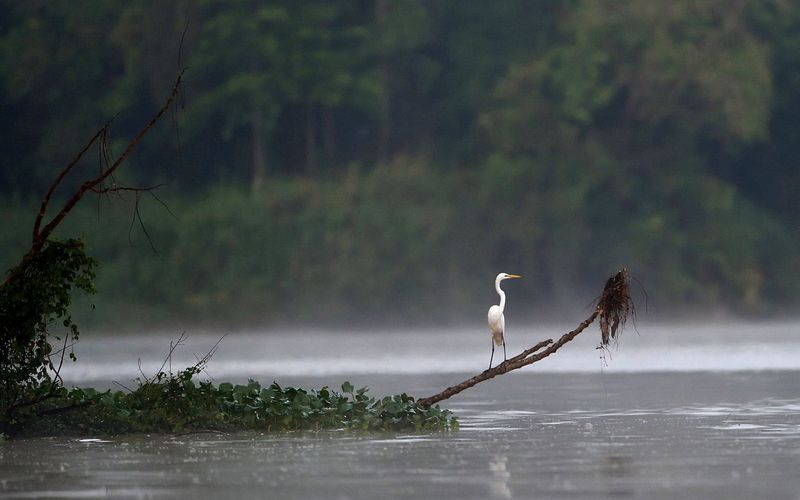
[12,368,456,437]
[0,239,96,431]
[597,267,633,346]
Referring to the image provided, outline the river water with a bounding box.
[1,321,799,499]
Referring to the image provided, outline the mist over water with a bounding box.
[62,320,800,387]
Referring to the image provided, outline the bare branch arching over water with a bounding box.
[418,268,632,408]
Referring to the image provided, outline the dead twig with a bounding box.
[49,333,70,390]
[113,380,134,393]
[417,268,632,408]
[151,331,189,382]
[141,332,226,384]
[31,125,109,243]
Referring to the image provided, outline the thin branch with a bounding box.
[36,70,185,247]
[172,429,228,437]
[36,400,93,418]
[197,334,226,368]
[50,333,70,389]
[31,124,109,243]
[7,392,61,415]
[507,338,555,364]
[172,24,187,176]
[178,21,189,70]
[137,358,148,382]
[89,184,164,194]
[113,380,134,393]
[148,189,179,221]
[49,341,77,357]
[133,192,158,254]
[151,331,189,382]
[191,334,227,381]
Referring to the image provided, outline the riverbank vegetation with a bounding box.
[2,162,797,328]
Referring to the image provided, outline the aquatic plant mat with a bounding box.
[12,377,455,438]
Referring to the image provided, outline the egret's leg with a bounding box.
[503,341,507,362]
[489,343,495,370]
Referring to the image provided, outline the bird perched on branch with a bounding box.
[487,272,522,369]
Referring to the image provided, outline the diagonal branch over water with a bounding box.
[417,268,632,407]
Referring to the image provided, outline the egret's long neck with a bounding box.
[495,278,506,312]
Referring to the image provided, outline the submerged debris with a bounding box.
[597,267,633,346]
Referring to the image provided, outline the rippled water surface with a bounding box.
[1,322,799,499]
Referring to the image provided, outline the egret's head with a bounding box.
[497,272,522,281]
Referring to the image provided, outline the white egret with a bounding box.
[487,272,522,369]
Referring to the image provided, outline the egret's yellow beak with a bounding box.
[507,274,522,279]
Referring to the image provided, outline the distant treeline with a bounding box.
[2,162,796,327]
[1,1,799,324]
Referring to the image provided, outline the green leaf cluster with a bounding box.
[11,373,456,438]
[0,239,96,430]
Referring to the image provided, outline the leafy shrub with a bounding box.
[0,239,96,431]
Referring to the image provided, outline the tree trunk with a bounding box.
[375,0,391,166]
[251,102,266,194]
[305,100,318,174]
[322,105,335,165]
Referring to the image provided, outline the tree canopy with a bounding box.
[1,0,798,323]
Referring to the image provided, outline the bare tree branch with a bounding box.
[32,125,109,243]
[151,331,189,382]
[148,189,179,221]
[51,333,70,388]
[89,184,164,194]
[417,268,632,408]
[35,70,185,247]
[1,70,185,289]
[128,191,159,254]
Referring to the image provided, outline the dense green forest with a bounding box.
[1,1,798,327]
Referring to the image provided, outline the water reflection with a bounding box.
[488,455,511,498]
[601,454,630,479]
